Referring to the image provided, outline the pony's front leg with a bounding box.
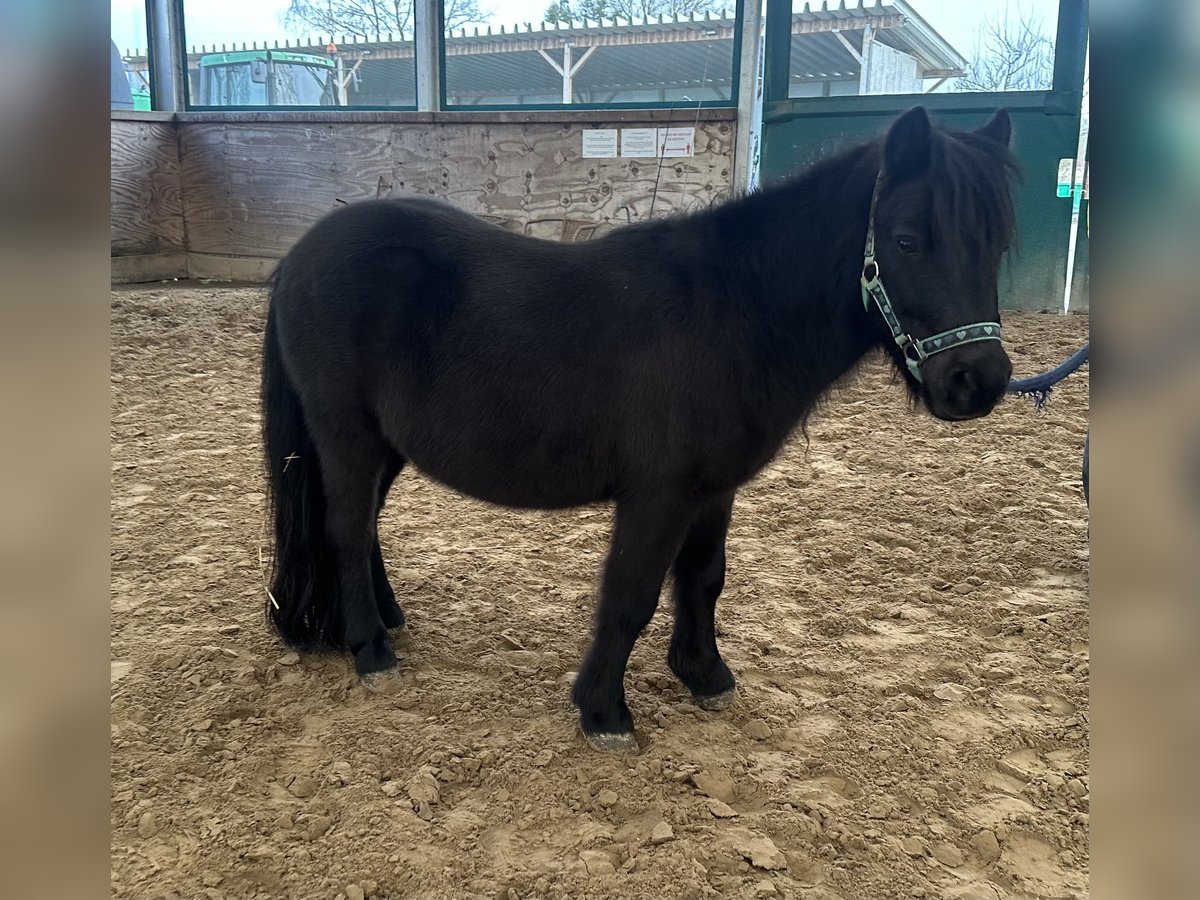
[668,492,737,710]
[572,497,695,752]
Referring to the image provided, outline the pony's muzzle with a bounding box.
[923,343,1012,421]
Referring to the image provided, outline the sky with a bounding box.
[112,0,1060,60]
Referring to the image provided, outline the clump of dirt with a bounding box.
[112,286,1089,900]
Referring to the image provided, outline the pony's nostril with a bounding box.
[950,367,977,397]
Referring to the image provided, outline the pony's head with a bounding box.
[866,106,1019,421]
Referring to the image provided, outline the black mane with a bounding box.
[927,126,1022,255]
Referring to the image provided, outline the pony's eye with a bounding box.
[897,238,917,254]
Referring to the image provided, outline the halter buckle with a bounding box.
[862,257,881,286]
[901,338,927,383]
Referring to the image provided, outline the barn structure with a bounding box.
[112,0,1088,309]
[120,3,968,107]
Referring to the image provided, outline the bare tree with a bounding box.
[284,0,487,38]
[956,7,1055,92]
[544,0,727,24]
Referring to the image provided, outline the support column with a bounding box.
[537,45,596,104]
[563,45,572,103]
[762,0,792,102]
[733,0,765,195]
[416,0,442,111]
[857,24,874,95]
[148,0,186,110]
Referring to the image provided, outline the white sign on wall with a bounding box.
[616,127,696,158]
[620,128,658,158]
[581,129,618,158]
[657,126,696,158]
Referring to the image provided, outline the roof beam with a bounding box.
[833,31,862,62]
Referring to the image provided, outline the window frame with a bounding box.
[761,0,1088,118]
[438,0,746,112]
[175,0,421,112]
[111,1,157,111]
[146,0,752,114]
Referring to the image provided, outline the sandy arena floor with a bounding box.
[111,286,1089,900]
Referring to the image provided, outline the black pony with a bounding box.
[262,106,1018,751]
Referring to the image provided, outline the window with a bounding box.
[180,0,417,108]
[112,1,151,110]
[785,0,1059,98]
[442,1,742,108]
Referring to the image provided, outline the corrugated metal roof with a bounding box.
[447,41,736,97]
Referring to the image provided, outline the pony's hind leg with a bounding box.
[373,449,407,630]
[572,496,696,752]
[668,492,737,710]
[310,423,397,676]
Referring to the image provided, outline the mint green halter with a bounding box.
[860,172,1003,383]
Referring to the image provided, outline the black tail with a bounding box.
[262,289,342,648]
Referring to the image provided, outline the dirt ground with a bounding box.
[111,286,1089,900]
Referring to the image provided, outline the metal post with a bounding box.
[857,24,874,95]
[416,0,442,111]
[1062,35,1089,314]
[733,0,765,195]
[563,45,572,103]
[762,0,792,103]
[335,56,347,106]
[148,0,187,110]
[537,45,594,105]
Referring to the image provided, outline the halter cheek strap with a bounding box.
[861,172,1002,383]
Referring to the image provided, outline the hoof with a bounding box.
[360,667,404,694]
[353,634,397,677]
[694,686,737,711]
[582,729,640,754]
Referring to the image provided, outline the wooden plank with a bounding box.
[183,122,395,257]
[110,251,188,284]
[428,121,735,226]
[173,109,735,125]
[176,124,232,257]
[170,118,735,275]
[110,120,186,256]
[187,254,279,282]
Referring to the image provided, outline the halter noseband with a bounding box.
[860,172,1003,383]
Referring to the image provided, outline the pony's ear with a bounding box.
[977,108,1012,147]
[884,106,932,178]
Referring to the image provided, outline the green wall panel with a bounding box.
[759,100,1086,311]
[757,0,1088,312]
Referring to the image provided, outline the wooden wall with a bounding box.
[110,119,188,282]
[111,113,737,283]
